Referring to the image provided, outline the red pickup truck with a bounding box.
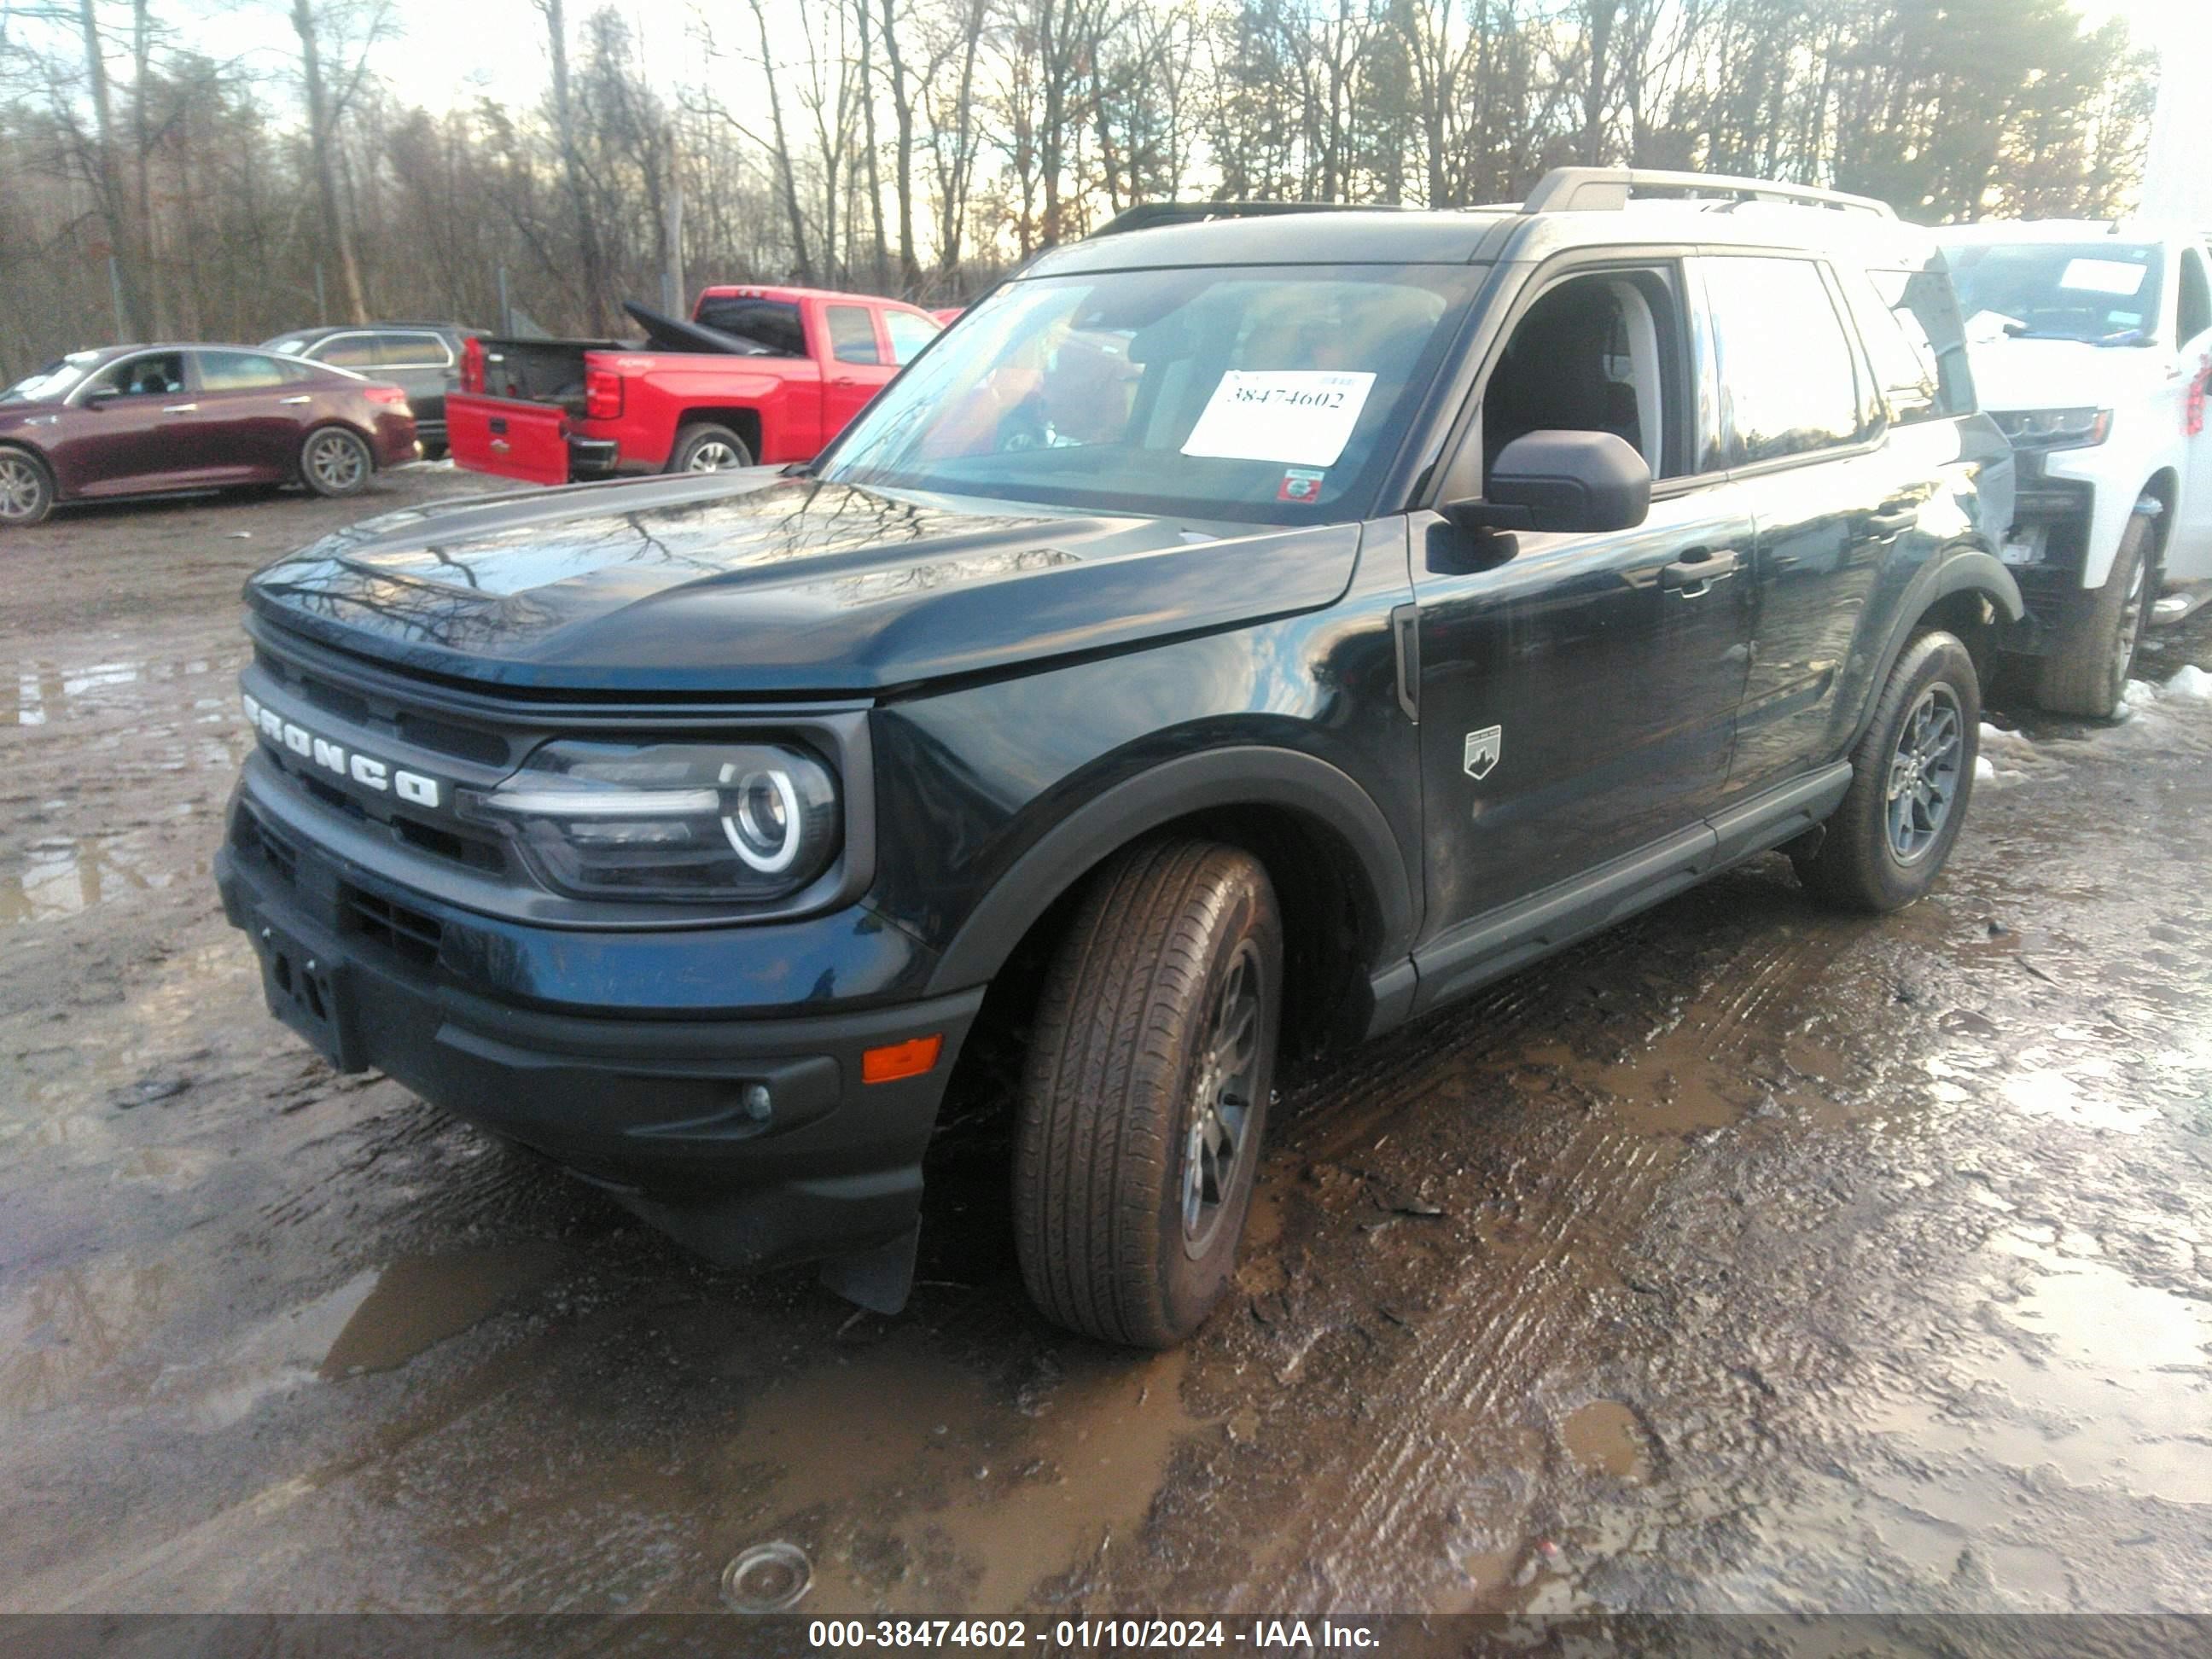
[447,287,944,486]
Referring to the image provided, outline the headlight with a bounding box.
[1993,407,2112,451]
[458,740,841,902]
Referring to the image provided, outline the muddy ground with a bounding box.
[1,468,2208,1620]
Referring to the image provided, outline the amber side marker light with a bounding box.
[862,1035,943,1085]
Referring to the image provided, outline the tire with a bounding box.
[667,423,754,474]
[1795,630,1980,914]
[0,446,55,527]
[1015,840,1282,1348]
[299,426,374,498]
[2035,513,2154,719]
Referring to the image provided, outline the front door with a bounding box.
[2172,242,2212,582]
[819,302,897,439]
[47,351,195,496]
[1408,263,1754,960]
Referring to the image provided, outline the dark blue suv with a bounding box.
[217,168,2019,1346]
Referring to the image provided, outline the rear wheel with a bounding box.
[667,423,754,474]
[300,426,373,498]
[1015,840,1281,1348]
[1795,629,1980,913]
[2035,514,2154,719]
[0,446,54,527]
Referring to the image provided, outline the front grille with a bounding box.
[343,884,444,966]
[253,643,517,771]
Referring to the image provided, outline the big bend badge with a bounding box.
[1463,725,1503,781]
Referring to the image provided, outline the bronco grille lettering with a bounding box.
[242,692,442,808]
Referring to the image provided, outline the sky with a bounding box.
[262,0,2201,119]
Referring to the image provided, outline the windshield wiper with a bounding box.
[2002,323,2146,347]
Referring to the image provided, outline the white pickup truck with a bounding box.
[1939,221,2212,715]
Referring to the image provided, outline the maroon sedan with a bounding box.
[0,344,419,527]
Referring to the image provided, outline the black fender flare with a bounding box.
[923,745,1416,995]
[1852,548,2023,746]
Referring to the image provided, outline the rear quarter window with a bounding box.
[694,298,806,356]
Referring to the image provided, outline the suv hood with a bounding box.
[1960,332,2167,414]
[247,472,1363,695]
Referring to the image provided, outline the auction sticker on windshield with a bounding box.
[1182,370,1377,467]
[2059,257,2149,297]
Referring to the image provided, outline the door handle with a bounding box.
[161,402,198,414]
[833,375,859,387]
[1660,548,1738,592]
[279,395,311,406]
[1866,500,1918,535]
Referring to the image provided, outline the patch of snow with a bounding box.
[2164,664,2212,702]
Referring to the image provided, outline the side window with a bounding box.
[376,332,452,368]
[1703,257,1866,463]
[1844,269,1943,426]
[693,297,806,356]
[1481,267,1685,480]
[195,351,289,392]
[316,335,380,370]
[84,352,185,399]
[827,306,882,365]
[2178,247,2211,344]
[1869,265,1976,420]
[883,310,940,365]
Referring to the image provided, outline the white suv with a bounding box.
[1940,221,2212,715]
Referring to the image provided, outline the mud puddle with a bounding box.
[713,1334,1202,1612]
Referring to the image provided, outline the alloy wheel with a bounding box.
[0,454,44,521]
[2111,556,2148,701]
[306,431,367,492]
[1885,683,1964,864]
[1181,940,1263,1256]
[685,440,744,471]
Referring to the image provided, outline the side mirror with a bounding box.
[1442,429,1652,536]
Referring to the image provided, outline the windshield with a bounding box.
[817,264,1481,522]
[1939,241,2163,346]
[2,351,103,404]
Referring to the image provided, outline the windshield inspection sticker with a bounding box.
[2058,257,2149,297]
[1278,468,1326,504]
[1182,370,1377,467]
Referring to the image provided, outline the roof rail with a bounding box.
[1090,201,1408,238]
[1524,167,1895,219]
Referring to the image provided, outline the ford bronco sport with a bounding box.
[217,167,2020,1347]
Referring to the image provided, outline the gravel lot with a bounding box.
[2,467,2208,1618]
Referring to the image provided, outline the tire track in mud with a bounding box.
[1214,872,1868,1607]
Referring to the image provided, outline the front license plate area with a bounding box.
[2001,526,2048,568]
[250,914,364,1071]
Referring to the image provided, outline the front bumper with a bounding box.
[1999,475,2096,658]
[214,787,981,1301]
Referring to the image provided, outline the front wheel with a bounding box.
[1015,840,1282,1348]
[299,426,373,498]
[0,446,55,527]
[2034,513,2154,719]
[667,423,754,474]
[1795,629,1980,913]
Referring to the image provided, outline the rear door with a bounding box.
[1408,260,1755,973]
[818,301,896,438]
[2174,242,2212,579]
[1700,254,1906,796]
[371,330,457,430]
[186,349,309,480]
